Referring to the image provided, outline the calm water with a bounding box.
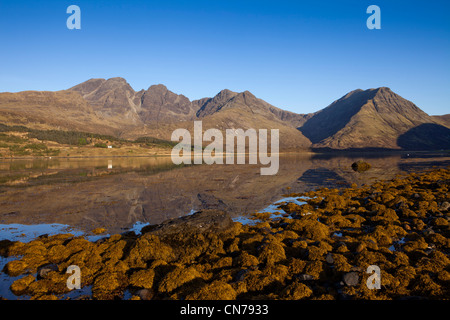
[0,152,449,239]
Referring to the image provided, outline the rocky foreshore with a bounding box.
[0,168,449,300]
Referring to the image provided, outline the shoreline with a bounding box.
[0,166,449,300]
[1,149,448,161]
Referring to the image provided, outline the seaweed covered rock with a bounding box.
[129,269,155,289]
[157,266,202,293]
[280,280,313,299]
[4,260,29,277]
[10,274,35,296]
[125,234,175,268]
[257,237,286,265]
[351,160,371,172]
[286,218,330,241]
[92,272,128,300]
[186,280,237,300]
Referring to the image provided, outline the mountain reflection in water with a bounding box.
[0,152,449,236]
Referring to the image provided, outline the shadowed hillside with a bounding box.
[397,123,450,150]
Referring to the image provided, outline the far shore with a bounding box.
[2,149,448,161]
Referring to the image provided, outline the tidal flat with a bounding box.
[0,165,448,300]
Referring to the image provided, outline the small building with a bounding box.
[107,145,112,149]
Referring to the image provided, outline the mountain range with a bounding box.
[0,77,449,151]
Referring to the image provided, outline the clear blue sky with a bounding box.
[1,0,449,115]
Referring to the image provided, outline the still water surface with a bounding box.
[0,152,449,240]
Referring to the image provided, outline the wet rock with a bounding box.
[10,274,35,296]
[325,253,334,264]
[234,269,250,282]
[343,272,359,286]
[4,260,28,277]
[141,210,234,235]
[296,274,314,281]
[37,263,58,279]
[439,201,450,211]
[135,288,154,300]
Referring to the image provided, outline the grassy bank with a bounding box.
[0,124,175,158]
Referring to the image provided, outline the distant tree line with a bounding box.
[133,136,177,148]
[28,129,121,146]
[0,123,176,148]
[0,123,120,145]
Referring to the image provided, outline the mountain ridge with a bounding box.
[1,77,449,151]
[300,87,448,150]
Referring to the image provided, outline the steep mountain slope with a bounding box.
[432,114,450,128]
[69,78,200,126]
[0,90,120,135]
[69,78,312,149]
[195,89,310,128]
[69,77,142,124]
[125,89,312,150]
[196,90,312,150]
[139,84,198,124]
[299,87,447,150]
[0,78,312,150]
